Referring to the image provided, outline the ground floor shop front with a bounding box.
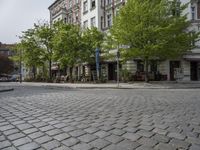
[51,58,200,82]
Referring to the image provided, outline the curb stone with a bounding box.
[0,88,14,93]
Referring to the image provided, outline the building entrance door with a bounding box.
[108,63,117,81]
[191,62,198,81]
[170,61,180,81]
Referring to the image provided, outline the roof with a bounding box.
[48,0,62,10]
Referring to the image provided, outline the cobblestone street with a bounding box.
[0,85,200,150]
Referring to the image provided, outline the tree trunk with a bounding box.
[33,66,36,80]
[69,66,73,82]
[144,58,149,83]
[49,59,52,80]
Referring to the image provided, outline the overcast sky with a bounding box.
[0,0,55,44]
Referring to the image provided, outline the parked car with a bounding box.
[0,77,9,82]
[9,74,19,82]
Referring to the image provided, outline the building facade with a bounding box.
[49,0,67,24]
[48,0,200,82]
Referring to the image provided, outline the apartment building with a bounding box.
[49,0,81,24]
[101,0,200,81]
[48,0,200,81]
[48,0,67,24]
[65,0,81,25]
[181,0,200,81]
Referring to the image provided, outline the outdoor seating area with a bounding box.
[133,71,168,81]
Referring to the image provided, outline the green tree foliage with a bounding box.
[12,29,45,79]
[53,22,82,79]
[81,27,104,63]
[111,0,199,82]
[53,22,104,79]
[34,23,55,80]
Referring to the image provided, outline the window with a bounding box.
[198,2,200,19]
[150,61,157,73]
[75,12,79,22]
[101,16,104,29]
[101,0,105,7]
[107,14,112,27]
[83,1,88,13]
[107,0,112,5]
[91,17,96,27]
[191,6,195,20]
[83,20,88,28]
[69,0,72,8]
[171,1,181,16]
[91,0,96,9]
[191,32,195,46]
[68,14,73,23]
[137,61,144,72]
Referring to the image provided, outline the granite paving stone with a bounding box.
[94,131,111,138]
[89,138,111,149]
[122,133,141,141]
[17,142,40,150]
[28,131,44,139]
[138,137,158,147]
[0,140,12,149]
[46,129,62,136]
[167,132,186,140]
[170,138,191,149]
[34,135,53,144]
[54,133,71,141]
[136,129,155,137]
[69,130,86,137]
[7,133,25,141]
[189,144,200,150]
[105,134,124,144]
[155,143,177,150]
[2,146,17,150]
[117,140,141,149]
[152,134,170,143]
[1,85,200,150]
[84,127,100,134]
[109,128,126,136]
[12,137,32,147]
[54,145,72,150]
[77,134,97,143]
[62,137,80,147]
[23,128,38,134]
[71,143,93,150]
[42,140,61,150]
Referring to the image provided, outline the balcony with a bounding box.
[52,8,67,18]
[104,0,124,11]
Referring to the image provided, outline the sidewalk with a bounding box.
[2,81,200,89]
[0,85,14,92]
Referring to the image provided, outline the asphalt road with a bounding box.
[0,85,200,150]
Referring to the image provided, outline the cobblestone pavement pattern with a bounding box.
[0,85,200,150]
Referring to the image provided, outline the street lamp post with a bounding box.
[19,49,22,83]
[95,48,100,81]
[117,46,120,88]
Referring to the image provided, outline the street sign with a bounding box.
[95,48,100,80]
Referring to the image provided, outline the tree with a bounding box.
[81,27,104,63]
[12,29,45,79]
[34,23,55,80]
[111,0,199,82]
[0,54,14,74]
[53,22,82,80]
